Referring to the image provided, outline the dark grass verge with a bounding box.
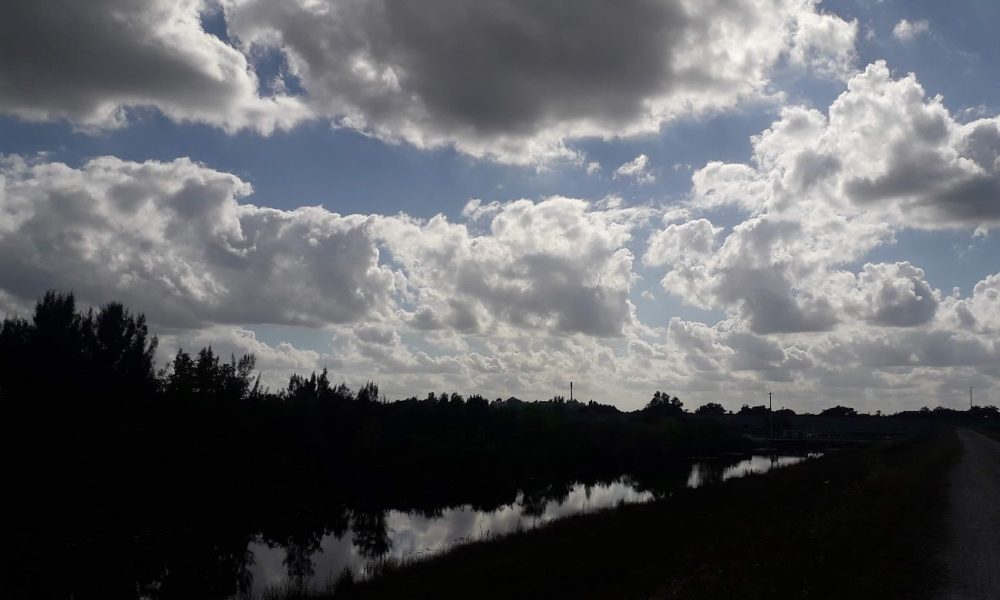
[652,429,959,600]
[974,426,1000,443]
[271,431,959,600]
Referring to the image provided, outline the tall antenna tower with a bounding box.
[769,391,773,439]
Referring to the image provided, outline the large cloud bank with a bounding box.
[3,0,999,410]
[0,155,646,337]
[0,0,308,133]
[3,72,1000,410]
[0,152,655,398]
[637,62,1000,408]
[1,0,855,163]
[653,61,1000,334]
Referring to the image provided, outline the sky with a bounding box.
[2,0,999,411]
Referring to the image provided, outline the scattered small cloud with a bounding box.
[959,104,996,122]
[614,154,656,184]
[461,198,502,221]
[892,18,930,42]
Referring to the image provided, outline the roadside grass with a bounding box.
[259,431,959,600]
[335,432,959,599]
[653,429,959,599]
[975,426,1000,443]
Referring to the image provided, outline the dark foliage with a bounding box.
[3,292,997,599]
[640,390,684,419]
[820,405,859,418]
[738,404,770,416]
[1,292,744,599]
[694,402,726,416]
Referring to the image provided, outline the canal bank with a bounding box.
[329,432,957,599]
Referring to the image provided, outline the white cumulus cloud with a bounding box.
[651,61,1000,335]
[0,154,396,329]
[0,155,651,339]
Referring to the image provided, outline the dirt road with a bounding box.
[940,429,1000,599]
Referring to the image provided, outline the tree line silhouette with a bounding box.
[3,292,997,599]
[0,292,745,599]
[1,292,752,495]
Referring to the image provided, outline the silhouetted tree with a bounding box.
[643,391,684,418]
[166,347,258,402]
[356,381,379,403]
[90,302,158,396]
[352,510,390,560]
[820,405,858,418]
[4,291,781,598]
[695,402,726,416]
[970,405,1000,419]
[0,291,158,405]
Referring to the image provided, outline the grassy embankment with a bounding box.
[975,425,1000,443]
[277,430,959,600]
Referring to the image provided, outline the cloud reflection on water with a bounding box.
[249,453,820,593]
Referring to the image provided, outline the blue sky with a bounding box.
[2,0,999,410]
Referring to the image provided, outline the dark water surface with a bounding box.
[13,451,823,598]
[245,452,822,596]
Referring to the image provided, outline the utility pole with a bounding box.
[570,381,573,403]
[970,386,974,411]
[769,391,773,439]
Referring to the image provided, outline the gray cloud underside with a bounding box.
[2,151,1000,410]
[0,0,307,132]
[0,0,855,163]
